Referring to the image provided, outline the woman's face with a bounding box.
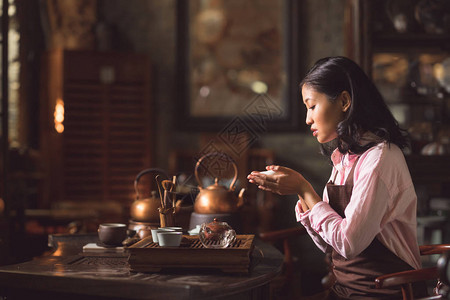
[302,85,348,144]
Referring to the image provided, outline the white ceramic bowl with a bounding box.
[151,228,175,244]
[157,231,182,247]
[159,226,183,232]
[188,224,201,236]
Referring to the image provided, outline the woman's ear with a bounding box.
[340,91,352,112]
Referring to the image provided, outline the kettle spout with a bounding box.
[237,188,246,208]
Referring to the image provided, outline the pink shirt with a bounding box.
[296,142,422,269]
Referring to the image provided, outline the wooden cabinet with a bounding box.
[40,50,152,217]
[346,0,450,202]
[346,0,450,153]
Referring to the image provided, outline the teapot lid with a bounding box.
[204,218,233,233]
[205,178,228,191]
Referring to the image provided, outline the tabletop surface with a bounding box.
[0,233,283,300]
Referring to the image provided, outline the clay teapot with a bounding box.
[193,153,245,214]
[130,168,169,222]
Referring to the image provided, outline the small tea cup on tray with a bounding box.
[151,227,182,245]
[157,231,182,247]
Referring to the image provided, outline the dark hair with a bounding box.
[300,56,409,156]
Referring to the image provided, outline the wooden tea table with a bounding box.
[0,233,283,300]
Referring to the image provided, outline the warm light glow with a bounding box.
[55,114,64,123]
[251,81,268,94]
[54,98,64,133]
[199,86,210,98]
[434,63,444,81]
[55,123,64,133]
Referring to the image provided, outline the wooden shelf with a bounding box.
[346,0,450,199]
[372,33,450,51]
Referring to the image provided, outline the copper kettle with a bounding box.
[130,168,169,222]
[193,153,245,214]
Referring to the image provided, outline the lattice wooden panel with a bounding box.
[41,50,152,215]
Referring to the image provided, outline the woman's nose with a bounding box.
[305,111,313,125]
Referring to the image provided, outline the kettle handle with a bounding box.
[134,168,169,200]
[194,152,238,189]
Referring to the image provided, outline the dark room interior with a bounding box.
[0,0,449,299]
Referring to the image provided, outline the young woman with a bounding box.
[248,56,426,299]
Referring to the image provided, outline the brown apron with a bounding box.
[325,157,427,299]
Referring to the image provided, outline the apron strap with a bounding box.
[344,155,360,186]
[329,155,360,185]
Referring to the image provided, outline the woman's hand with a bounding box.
[247,165,308,195]
[247,165,321,210]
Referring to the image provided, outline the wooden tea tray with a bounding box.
[127,234,255,274]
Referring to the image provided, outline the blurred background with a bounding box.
[0,0,449,297]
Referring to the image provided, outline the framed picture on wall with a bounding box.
[176,0,301,132]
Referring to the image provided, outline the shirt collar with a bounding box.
[330,131,380,168]
[331,149,359,170]
[330,148,343,167]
